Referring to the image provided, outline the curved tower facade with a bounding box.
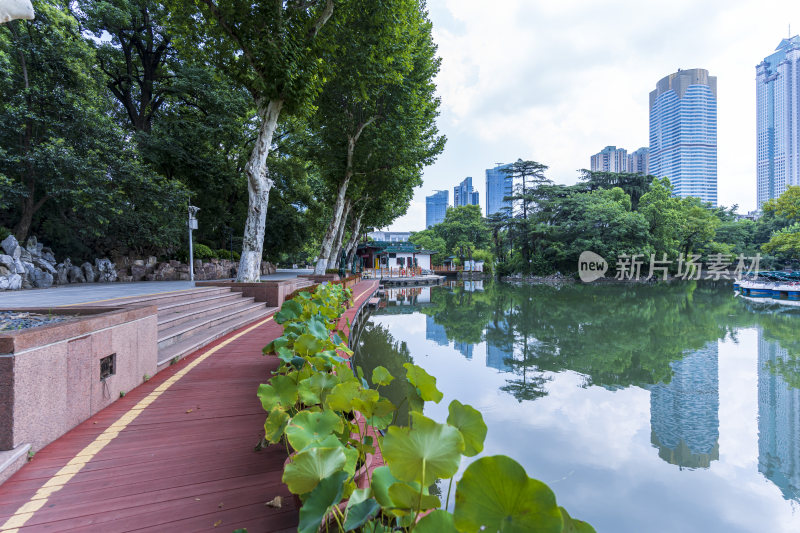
[649,68,718,206]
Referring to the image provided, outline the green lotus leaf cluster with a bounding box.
[257,282,595,532]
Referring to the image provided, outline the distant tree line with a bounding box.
[412,161,800,277]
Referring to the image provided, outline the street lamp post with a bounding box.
[188,205,199,281]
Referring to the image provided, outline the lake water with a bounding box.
[352,281,800,533]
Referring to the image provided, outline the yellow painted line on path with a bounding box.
[0,315,274,533]
[352,280,379,304]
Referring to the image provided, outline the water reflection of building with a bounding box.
[649,342,720,469]
[758,329,800,501]
[454,341,473,360]
[425,315,449,347]
[462,280,484,292]
[486,343,512,372]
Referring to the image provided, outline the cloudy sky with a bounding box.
[388,0,800,231]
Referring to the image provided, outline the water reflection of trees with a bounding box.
[353,322,414,423]
[420,281,748,401]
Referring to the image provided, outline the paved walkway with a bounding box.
[0,270,313,307]
[0,279,378,532]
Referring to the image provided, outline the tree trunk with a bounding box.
[314,175,352,274]
[236,98,283,282]
[344,213,363,268]
[327,199,351,269]
[313,117,376,275]
[14,199,33,242]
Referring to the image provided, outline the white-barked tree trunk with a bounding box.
[236,99,283,282]
[327,199,351,269]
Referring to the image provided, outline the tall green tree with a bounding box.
[761,186,800,264]
[578,170,654,209]
[166,0,336,281]
[73,0,174,133]
[309,0,444,274]
[0,0,186,254]
[434,205,490,255]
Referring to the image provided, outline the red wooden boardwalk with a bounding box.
[0,280,379,533]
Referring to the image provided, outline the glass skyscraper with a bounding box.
[756,36,800,208]
[649,68,718,206]
[485,163,512,216]
[453,176,479,208]
[425,190,448,228]
[649,341,719,469]
[757,328,800,502]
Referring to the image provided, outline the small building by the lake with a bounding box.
[357,241,435,270]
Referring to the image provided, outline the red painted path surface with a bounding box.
[0,280,379,533]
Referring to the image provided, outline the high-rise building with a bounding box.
[757,328,800,501]
[590,146,628,172]
[649,68,718,205]
[453,177,479,208]
[649,342,719,469]
[425,190,448,228]
[425,315,449,347]
[486,163,513,216]
[627,147,650,174]
[589,146,649,174]
[756,36,800,208]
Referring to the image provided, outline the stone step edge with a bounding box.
[95,287,232,307]
[156,296,256,329]
[157,302,269,347]
[156,308,276,368]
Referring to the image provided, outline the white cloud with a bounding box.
[388,0,800,231]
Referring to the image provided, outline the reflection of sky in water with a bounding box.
[356,286,800,533]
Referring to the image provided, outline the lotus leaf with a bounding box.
[344,494,381,531]
[404,363,443,403]
[275,299,303,324]
[285,410,343,451]
[297,470,348,533]
[264,406,290,443]
[447,399,487,457]
[325,381,361,412]
[282,446,347,495]
[453,455,563,533]
[387,481,440,512]
[415,510,459,533]
[382,412,464,485]
[372,365,394,386]
[560,506,597,533]
[294,333,328,356]
[257,375,297,411]
[369,466,401,508]
[307,315,330,340]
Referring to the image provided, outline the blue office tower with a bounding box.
[486,163,512,216]
[649,341,719,469]
[649,68,718,206]
[757,328,800,502]
[453,177,479,208]
[425,190,448,229]
[756,36,800,208]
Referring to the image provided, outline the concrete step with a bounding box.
[96,287,233,308]
[157,301,270,350]
[157,291,245,317]
[157,306,276,369]
[157,296,256,332]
